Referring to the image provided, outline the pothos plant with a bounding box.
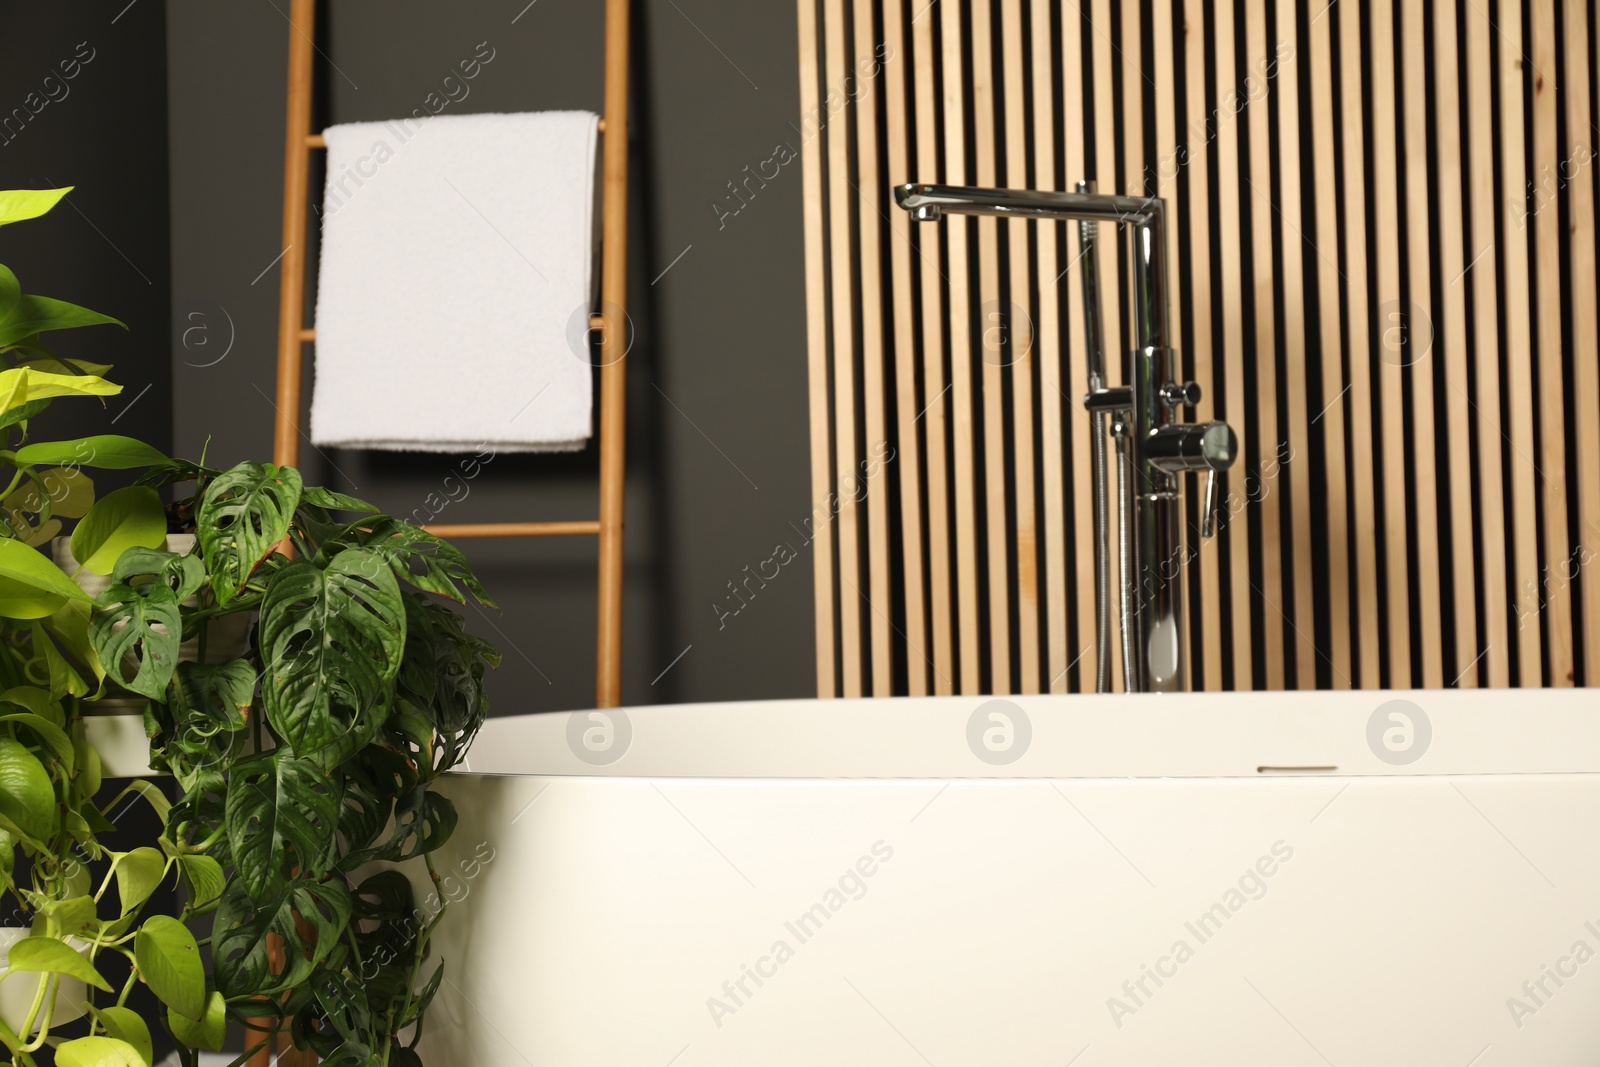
[94,458,500,1067]
[0,185,213,1067]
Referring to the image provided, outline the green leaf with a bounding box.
[197,462,302,605]
[5,465,96,520]
[0,711,76,774]
[0,737,55,841]
[15,435,170,471]
[94,1006,154,1067]
[213,878,351,999]
[0,187,71,226]
[352,518,496,607]
[0,295,125,349]
[32,621,91,699]
[115,847,168,917]
[226,750,343,904]
[174,659,253,729]
[37,895,98,938]
[70,485,168,576]
[55,1036,146,1067]
[4,935,112,990]
[73,728,103,798]
[112,547,206,603]
[133,915,206,1020]
[260,550,405,757]
[167,989,226,1051]
[301,485,377,512]
[0,264,18,323]
[176,854,225,909]
[91,581,181,699]
[0,538,90,618]
[0,366,121,405]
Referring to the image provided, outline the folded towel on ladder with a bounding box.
[310,110,601,453]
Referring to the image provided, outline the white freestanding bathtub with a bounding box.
[405,689,1600,1066]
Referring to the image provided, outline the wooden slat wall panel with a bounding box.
[798,0,1600,696]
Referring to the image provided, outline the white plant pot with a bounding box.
[53,533,255,713]
[0,928,89,1032]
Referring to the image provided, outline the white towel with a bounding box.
[310,110,600,453]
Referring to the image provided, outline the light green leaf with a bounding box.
[2,686,64,726]
[42,599,105,689]
[32,621,91,699]
[54,1036,145,1067]
[0,188,72,226]
[133,915,206,1020]
[5,466,96,521]
[0,295,125,349]
[15,436,170,471]
[197,461,302,605]
[0,711,75,774]
[176,854,225,909]
[115,847,168,917]
[3,935,111,990]
[0,737,55,841]
[90,582,180,699]
[73,728,103,797]
[0,538,90,618]
[70,485,167,575]
[36,895,98,938]
[260,550,404,757]
[93,1007,153,1067]
[167,988,226,1051]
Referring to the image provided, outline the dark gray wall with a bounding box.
[165,0,816,712]
[1,0,172,465]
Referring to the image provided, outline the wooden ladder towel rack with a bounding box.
[260,7,628,1060]
[270,0,630,712]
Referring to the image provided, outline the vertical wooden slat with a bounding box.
[1370,0,1412,687]
[1433,0,1479,685]
[941,0,983,692]
[1566,0,1600,682]
[971,0,1012,693]
[851,0,893,695]
[1465,0,1509,686]
[1309,0,1353,688]
[1033,0,1071,693]
[1065,2,1099,692]
[1183,0,1224,690]
[1400,0,1444,688]
[881,0,929,695]
[1273,0,1316,687]
[1244,0,1285,689]
[1091,0,1128,692]
[1500,0,1544,684]
[1530,0,1573,684]
[1001,0,1040,693]
[1337,0,1382,689]
[913,3,955,694]
[796,0,837,697]
[1214,0,1253,687]
[823,0,864,697]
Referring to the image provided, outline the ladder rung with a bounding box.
[299,328,315,342]
[423,521,601,538]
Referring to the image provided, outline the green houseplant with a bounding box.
[0,186,213,1067]
[96,459,500,1066]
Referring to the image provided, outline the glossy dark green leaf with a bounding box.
[259,550,404,757]
[301,485,378,513]
[226,750,343,904]
[345,517,495,608]
[90,582,181,699]
[112,547,206,603]
[197,461,302,605]
[173,659,254,730]
[212,878,351,999]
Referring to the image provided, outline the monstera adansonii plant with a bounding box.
[93,459,500,1067]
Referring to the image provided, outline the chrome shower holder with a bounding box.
[894,181,1237,693]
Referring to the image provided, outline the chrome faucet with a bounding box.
[893,181,1236,693]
